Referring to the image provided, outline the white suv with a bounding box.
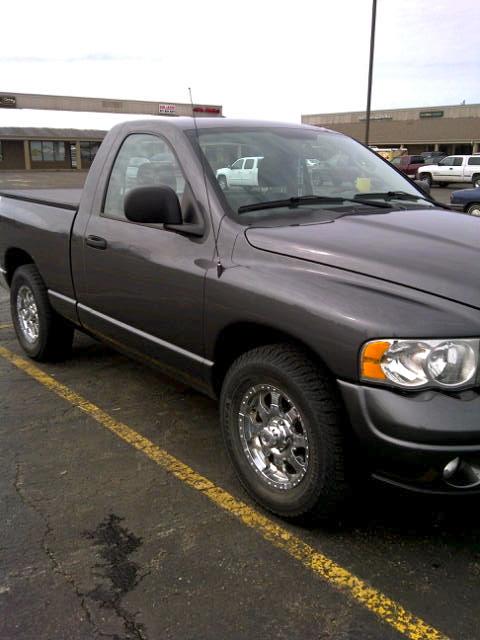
[417,155,480,188]
[216,157,263,190]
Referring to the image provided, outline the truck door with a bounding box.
[76,132,211,388]
[436,156,461,182]
[242,158,256,185]
[229,158,245,186]
[449,156,465,181]
[465,156,480,182]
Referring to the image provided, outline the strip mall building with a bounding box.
[0,92,223,171]
[302,103,480,156]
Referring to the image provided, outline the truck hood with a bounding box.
[245,208,480,309]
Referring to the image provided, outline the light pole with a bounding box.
[365,0,377,146]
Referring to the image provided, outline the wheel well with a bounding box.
[4,248,34,285]
[466,202,480,211]
[212,322,328,396]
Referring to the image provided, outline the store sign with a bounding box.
[158,104,176,114]
[420,110,444,118]
[0,95,16,108]
[358,114,392,121]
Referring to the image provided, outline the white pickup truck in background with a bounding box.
[417,155,480,187]
[216,156,263,190]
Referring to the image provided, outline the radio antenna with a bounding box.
[188,87,223,278]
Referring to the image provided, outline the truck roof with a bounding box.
[110,117,332,133]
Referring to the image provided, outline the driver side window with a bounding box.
[103,133,186,220]
[231,159,245,170]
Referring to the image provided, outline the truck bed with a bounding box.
[0,188,81,304]
[0,188,82,210]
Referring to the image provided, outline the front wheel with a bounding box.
[422,173,432,187]
[217,175,228,191]
[473,174,480,189]
[467,202,480,217]
[10,264,74,361]
[220,345,351,521]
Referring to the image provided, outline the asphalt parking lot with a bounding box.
[1,172,480,640]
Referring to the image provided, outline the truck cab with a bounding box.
[216,156,263,190]
[390,154,425,178]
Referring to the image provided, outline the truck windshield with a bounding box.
[189,126,432,217]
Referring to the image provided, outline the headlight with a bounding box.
[360,339,480,389]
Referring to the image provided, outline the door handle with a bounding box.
[86,235,107,250]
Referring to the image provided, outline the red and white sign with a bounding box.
[158,104,176,114]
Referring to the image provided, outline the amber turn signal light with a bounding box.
[360,340,392,380]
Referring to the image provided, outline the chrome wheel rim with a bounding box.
[16,285,39,343]
[468,205,480,217]
[238,384,309,490]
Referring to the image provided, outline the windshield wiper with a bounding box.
[354,190,452,210]
[238,194,390,214]
[355,191,432,203]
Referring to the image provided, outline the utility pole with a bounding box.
[365,0,377,145]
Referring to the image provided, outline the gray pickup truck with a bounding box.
[1,117,480,520]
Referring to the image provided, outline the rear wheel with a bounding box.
[473,174,480,188]
[467,202,480,217]
[220,344,351,521]
[10,264,74,361]
[218,175,228,191]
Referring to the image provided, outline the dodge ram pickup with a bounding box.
[1,117,480,521]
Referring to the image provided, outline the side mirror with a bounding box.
[414,179,431,196]
[124,186,182,224]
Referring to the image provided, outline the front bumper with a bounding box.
[338,380,480,493]
[449,202,465,212]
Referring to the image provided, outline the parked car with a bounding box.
[390,154,425,178]
[125,156,150,189]
[2,118,480,521]
[450,186,480,216]
[420,151,446,164]
[417,155,480,187]
[216,156,263,190]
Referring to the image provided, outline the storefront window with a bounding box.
[80,141,101,165]
[30,140,65,162]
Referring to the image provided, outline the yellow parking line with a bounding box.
[0,323,12,330]
[0,343,449,640]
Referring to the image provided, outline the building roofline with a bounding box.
[302,103,480,118]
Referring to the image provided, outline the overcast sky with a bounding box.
[1,0,479,129]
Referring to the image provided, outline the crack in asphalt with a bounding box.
[84,514,149,640]
[12,456,100,638]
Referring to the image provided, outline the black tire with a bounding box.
[10,264,74,361]
[422,173,432,187]
[466,203,480,217]
[473,174,480,189]
[217,175,228,191]
[220,344,350,521]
